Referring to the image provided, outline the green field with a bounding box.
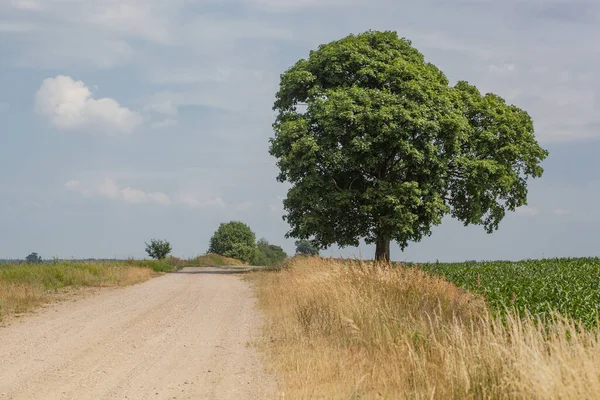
[413,257,600,328]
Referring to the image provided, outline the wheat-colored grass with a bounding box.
[0,262,155,321]
[249,257,600,399]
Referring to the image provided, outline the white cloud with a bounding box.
[35,75,142,134]
[121,187,171,205]
[65,176,226,209]
[143,92,185,129]
[9,0,44,11]
[553,209,571,216]
[488,63,516,74]
[65,178,170,206]
[143,92,183,116]
[178,194,225,208]
[514,205,540,217]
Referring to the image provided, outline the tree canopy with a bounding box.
[25,252,42,263]
[208,221,257,264]
[295,239,320,256]
[269,30,548,261]
[254,238,288,266]
[145,239,172,260]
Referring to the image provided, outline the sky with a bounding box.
[0,0,599,262]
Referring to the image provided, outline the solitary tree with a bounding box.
[25,252,43,263]
[269,30,548,261]
[294,240,319,256]
[208,221,257,264]
[145,239,172,260]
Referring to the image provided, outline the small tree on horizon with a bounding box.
[295,240,319,256]
[145,239,172,260]
[25,252,43,263]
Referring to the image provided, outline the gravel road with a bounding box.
[0,267,276,400]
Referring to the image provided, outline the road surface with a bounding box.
[0,267,276,400]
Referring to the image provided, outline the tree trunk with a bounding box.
[375,236,391,263]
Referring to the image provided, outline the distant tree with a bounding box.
[25,252,43,263]
[208,221,257,264]
[254,238,288,266]
[295,240,319,256]
[145,239,172,260]
[227,243,259,265]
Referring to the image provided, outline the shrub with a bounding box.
[254,238,288,266]
[144,239,172,260]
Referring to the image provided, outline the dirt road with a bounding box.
[0,268,276,400]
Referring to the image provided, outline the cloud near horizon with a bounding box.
[64,178,226,209]
[65,178,170,206]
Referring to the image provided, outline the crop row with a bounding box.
[414,257,600,328]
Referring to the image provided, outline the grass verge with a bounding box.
[250,257,600,399]
[0,261,157,321]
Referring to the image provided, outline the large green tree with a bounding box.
[269,30,548,261]
[208,221,257,263]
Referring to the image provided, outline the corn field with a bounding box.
[415,257,600,328]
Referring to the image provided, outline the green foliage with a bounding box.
[269,30,548,260]
[145,239,172,260]
[25,252,43,264]
[254,238,288,266]
[416,258,600,329]
[208,221,257,263]
[128,258,178,273]
[0,261,144,290]
[227,243,258,265]
[294,239,319,256]
[187,254,246,267]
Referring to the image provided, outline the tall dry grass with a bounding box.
[0,262,155,321]
[250,257,600,399]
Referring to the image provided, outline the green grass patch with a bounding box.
[186,254,245,267]
[126,258,181,273]
[0,261,157,320]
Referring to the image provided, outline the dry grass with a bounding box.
[250,257,600,399]
[0,262,155,321]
